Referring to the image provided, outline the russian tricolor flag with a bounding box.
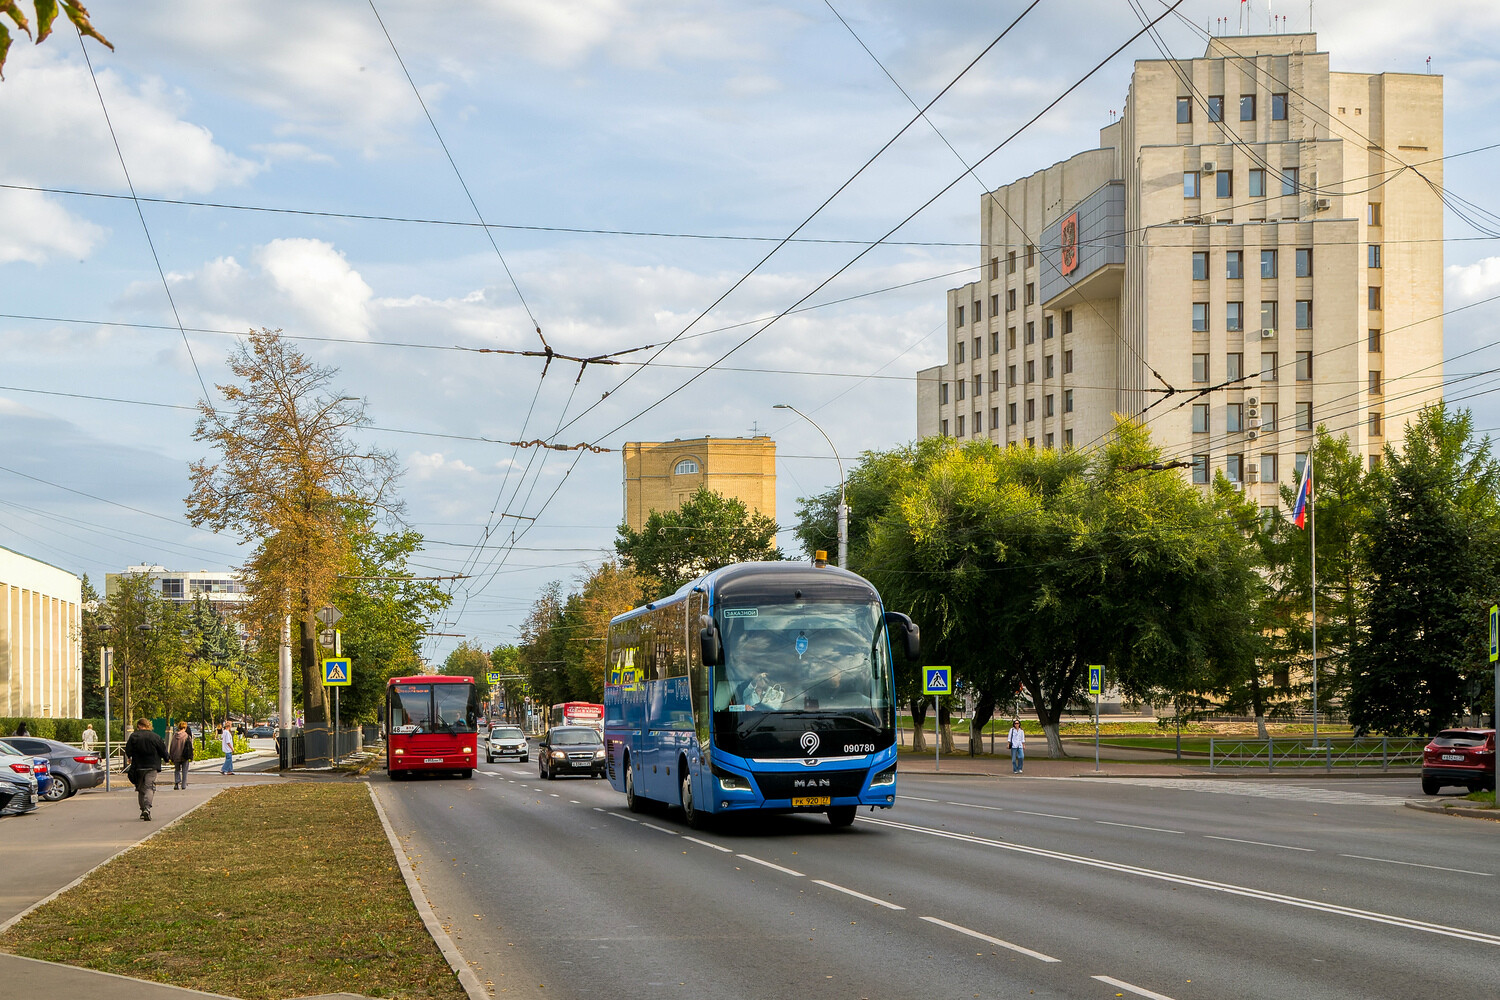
[1292,459,1312,529]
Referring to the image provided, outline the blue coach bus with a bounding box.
[603,556,919,828]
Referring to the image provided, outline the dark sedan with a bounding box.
[538,726,606,779]
[3,736,105,801]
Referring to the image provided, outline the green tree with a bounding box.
[442,641,492,702]
[488,644,525,725]
[1,2,110,79]
[616,487,781,599]
[1349,405,1500,734]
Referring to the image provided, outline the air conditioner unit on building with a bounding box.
[1246,395,1259,407]
[1261,328,1276,339]
[1246,428,1259,440]
[1202,161,1216,174]
[1246,466,1260,483]
[1248,409,1261,423]
[1315,197,1331,211]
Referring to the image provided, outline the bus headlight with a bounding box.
[870,765,896,787]
[713,766,752,791]
[393,748,404,755]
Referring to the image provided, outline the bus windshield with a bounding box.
[717,600,893,722]
[390,683,479,734]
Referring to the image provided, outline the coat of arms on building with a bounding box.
[1060,211,1080,275]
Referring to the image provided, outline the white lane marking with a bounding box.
[812,879,905,910]
[1092,975,1176,999]
[570,800,581,804]
[737,853,805,877]
[507,769,530,777]
[550,793,560,798]
[901,795,940,802]
[1015,810,1078,821]
[1095,820,1184,835]
[608,811,639,823]
[1204,835,1313,852]
[919,916,1058,963]
[684,836,733,853]
[593,807,605,812]
[947,801,1004,812]
[1339,854,1494,877]
[861,816,1500,948]
[640,822,678,836]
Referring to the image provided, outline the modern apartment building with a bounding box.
[621,436,776,532]
[105,565,249,619]
[917,33,1443,494]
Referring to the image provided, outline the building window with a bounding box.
[956,341,965,363]
[1045,394,1055,417]
[1007,403,1017,426]
[1295,248,1312,277]
[991,293,1000,317]
[1063,309,1073,334]
[1261,453,1278,483]
[1217,170,1233,199]
[941,419,949,436]
[1008,365,1017,387]
[973,411,981,436]
[1294,451,1308,479]
[1026,321,1036,344]
[1026,360,1036,383]
[1007,289,1017,311]
[1065,429,1073,447]
[1192,455,1209,484]
[1044,354,1055,379]
[1192,251,1208,281]
[161,578,184,598]
[1240,95,1256,121]
[1226,251,1243,280]
[991,407,1000,430]
[1207,95,1223,122]
[1192,353,1209,382]
[1368,328,1382,353]
[1193,302,1209,332]
[1184,171,1201,198]
[1248,169,1266,197]
[1261,351,1278,381]
[1026,283,1035,305]
[1271,93,1288,120]
[990,257,999,280]
[1296,300,1313,329]
[1368,244,1382,269]
[939,382,949,405]
[1064,389,1074,413]
[1025,244,1035,269]
[1369,454,1382,472]
[1369,411,1383,436]
[673,459,699,475]
[1007,326,1017,349]
[974,301,982,324]
[957,379,967,401]
[1261,301,1278,332]
[1227,302,1244,332]
[974,336,982,358]
[1261,250,1277,278]
[1045,315,1055,339]
[1369,370,1383,395]
[1063,350,1074,374]
[990,330,1000,354]
[990,369,1000,393]
[1281,166,1299,196]
[1226,454,1243,483]
[1044,432,1055,449]
[1368,203,1382,226]
[1368,286,1382,310]
[1227,403,1244,433]
[1296,351,1312,381]
[1025,398,1035,422]
[1297,401,1313,431]
[1177,96,1193,123]
[956,414,965,436]
[956,304,965,327]
[1262,403,1278,431]
[974,374,983,398]
[1007,250,1018,274]
[1227,352,1244,382]
[1192,403,1209,433]
[1027,437,1034,448]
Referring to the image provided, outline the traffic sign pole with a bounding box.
[1490,605,1498,731]
[1089,665,1103,773]
[923,667,951,774]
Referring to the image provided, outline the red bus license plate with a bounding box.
[424,758,444,763]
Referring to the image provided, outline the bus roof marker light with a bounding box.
[813,550,827,568]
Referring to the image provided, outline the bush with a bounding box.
[1,718,113,743]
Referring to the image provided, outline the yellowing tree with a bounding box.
[187,329,402,735]
[1,2,110,79]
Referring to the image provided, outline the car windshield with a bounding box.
[550,729,601,746]
[492,728,524,740]
[1432,731,1490,747]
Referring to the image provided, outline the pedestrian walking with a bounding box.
[81,723,98,753]
[123,719,167,821]
[1008,720,1026,774]
[219,720,235,774]
[168,720,194,789]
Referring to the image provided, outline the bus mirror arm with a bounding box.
[884,612,920,660]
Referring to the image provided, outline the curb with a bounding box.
[0,788,226,936]
[366,783,489,1000]
[1403,799,1500,822]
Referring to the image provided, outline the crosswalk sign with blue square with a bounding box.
[322,658,352,686]
[923,666,951,695]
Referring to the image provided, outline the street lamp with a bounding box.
[773,403,847,568]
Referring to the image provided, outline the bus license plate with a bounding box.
[424,758,444,763]
[792,796,831,807]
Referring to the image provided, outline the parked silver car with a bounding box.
[0,744,39,816]
[486,726,529,763]
[4,736,105,801]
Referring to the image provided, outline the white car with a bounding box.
[0,746,39,816]
[486,726,529,763]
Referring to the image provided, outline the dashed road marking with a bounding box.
[640,822,678,836]
[684,836,733,853]
[1339,854,1493,877]
[947,801,1004,811]
[919,916,1058,963]
[1204,835,1312,852]
[1015,810,1078,821]
[1096,820,1183,835]
[737,854,804,877]
[1092,975,1176,999]
[812,879,904,910]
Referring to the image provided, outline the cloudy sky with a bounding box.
[3,0,1499,662]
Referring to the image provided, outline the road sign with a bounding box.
[486,671,500,685]
[316,605,343,626]
[319,628,336,648]
[100,647,113,686]
[322,657,352,686]
[1089,665,1103,696]
[924,666,951,695]
[1489,605,1497,663]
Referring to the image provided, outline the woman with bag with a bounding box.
[168,720,195,789]
[123,719,168,821]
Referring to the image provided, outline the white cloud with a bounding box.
[410,452,477,480]
[0,189,105,263]
[1446,258,1500,304]
[255,239,374,339]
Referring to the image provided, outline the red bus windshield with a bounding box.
[390,682,480,734]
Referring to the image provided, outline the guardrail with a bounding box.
[1208,736,1424,772]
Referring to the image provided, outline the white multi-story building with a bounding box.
[918,33,1443,493]
[106,565,249,619]
[0,544,83,718]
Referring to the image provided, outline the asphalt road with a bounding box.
[373,761,1498,1000]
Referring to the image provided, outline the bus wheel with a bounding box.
[681,772,708,830]
[460,769,473,779]
[389,767,406,782]
[625,763,647,813]
[827,805,857,828]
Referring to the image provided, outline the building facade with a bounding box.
[917,33,1442,495]
[0,545,83,719]
[105,566,249,619]
[622,437,776,532]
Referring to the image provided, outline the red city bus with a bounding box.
[386,675,481,780]
[550,701,604,731]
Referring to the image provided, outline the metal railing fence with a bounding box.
[1208,736,1424,772]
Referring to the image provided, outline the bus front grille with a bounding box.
[753,769,866,800]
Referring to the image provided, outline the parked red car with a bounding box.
[1421,728,1495,795]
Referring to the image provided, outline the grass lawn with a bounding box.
[0,782,467,1000]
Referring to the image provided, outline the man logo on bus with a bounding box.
[800,731,820,755]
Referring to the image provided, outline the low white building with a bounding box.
[0,545,83,719]
[106,565,248,618]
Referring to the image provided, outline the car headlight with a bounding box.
[594,749,606,759]
[552,751,566,760]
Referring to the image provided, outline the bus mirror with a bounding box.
[699,625,721,666]
[884,612,920,659]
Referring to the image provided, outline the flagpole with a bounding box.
[1309,450,1318,743]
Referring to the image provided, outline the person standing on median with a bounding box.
[219,720,235,774]
[82,723,98,753]
[123,719,168,821]
[168,720,194,789]
[1008,720,1026,774]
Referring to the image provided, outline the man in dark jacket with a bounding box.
[124,718,168,821]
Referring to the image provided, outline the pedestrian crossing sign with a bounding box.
[487,671,500,685]
[322,658,352,686]
[924,666,951,695]
[1089,664,1103,696]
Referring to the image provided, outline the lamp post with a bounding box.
[773,403,847,568]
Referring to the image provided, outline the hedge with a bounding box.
[2,718,115,743]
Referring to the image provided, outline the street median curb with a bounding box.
[1403,798,1500,821]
